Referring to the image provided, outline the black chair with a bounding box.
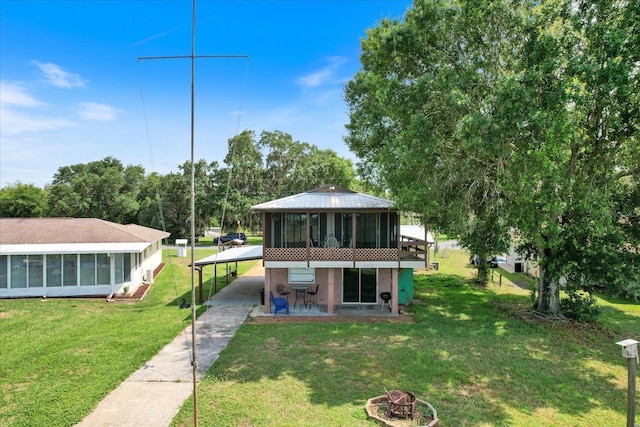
[380,292,391,312]
[276,284,290,302]
[306,284,319,307]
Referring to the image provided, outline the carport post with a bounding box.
[197,267,203,303]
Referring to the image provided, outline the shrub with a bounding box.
[560,290,602,323]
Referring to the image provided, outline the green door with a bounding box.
[398,268,414,304]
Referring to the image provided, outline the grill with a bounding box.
[386,389,416,419]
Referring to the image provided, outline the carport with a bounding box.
[192,245,263,303]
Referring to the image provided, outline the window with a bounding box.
[80,254,95,286]
[124,254,131,282]
[96,254,110,285]
[63,254,78,286]
[0,255,7,288]
[10,256,27,288]
[46,254,62,287]
[28,255,44,287]
[289,267,315,283]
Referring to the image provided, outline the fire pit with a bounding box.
[387,390,416,419]
[365,391,439,427]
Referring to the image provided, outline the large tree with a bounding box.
[0,182,47,218]
[47,157,144,224]
[345,0,639,311]
[501,0,640,311]
[259,130,356,199]
[345,0,522,283]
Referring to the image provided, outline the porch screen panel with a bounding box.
[10,256,26,288]
[360,268,377,303]
[319,213,327,245]
[0,255,7,288]
[63,254,78,286]
[356,213,378,248]
[341,213,352,248]
[284,213,306,248]
[271,215,282,248]
[28,255,44,287]
[309,214,320,247]
[46,254,62,287]
[80,254,96,286]
[389,212,398,247]
[380,213,389,248]
[343,268,359,303]
[263,214,272,247]
[96,254,110,285]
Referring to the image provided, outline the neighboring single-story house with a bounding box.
[250,185,426,315]
[0,218,169,298]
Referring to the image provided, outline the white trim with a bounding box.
[0,242,150,255]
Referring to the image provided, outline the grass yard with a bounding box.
[1,242,638,426]
[171,248,639,427]
[0,248,257,427]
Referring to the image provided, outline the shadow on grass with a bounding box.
[194,272,628,426]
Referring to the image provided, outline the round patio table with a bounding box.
[291,285,309,308]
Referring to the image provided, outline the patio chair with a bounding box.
[306,284,319,307]
[269,291,290,315]
[276,284,290,301]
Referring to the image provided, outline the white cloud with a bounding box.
[132,28,177,46]
[32,61,87,88]
[0,80,73,135]
[297,69,333,88]
[0,81,42,107]
[78,102,121,121]
[296,56,348,89]
[0,108,73,135]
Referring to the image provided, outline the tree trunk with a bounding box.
[476,256,490,285]
[535,253,561,316]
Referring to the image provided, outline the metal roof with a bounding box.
[194,245,263,267]
[400,225,435,244]
[251,185,396,211]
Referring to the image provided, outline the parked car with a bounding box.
[470,254,499,268]
[213,232,247,244]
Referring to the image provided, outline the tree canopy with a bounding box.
[2,129,357,243]
[345,0,640,311]
[0,182,47,218]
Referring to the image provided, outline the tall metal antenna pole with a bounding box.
[137,1,248,424]
[189,0,198,424]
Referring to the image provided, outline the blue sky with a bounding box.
[1,0,412,188]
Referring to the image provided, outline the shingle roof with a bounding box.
[251,185,396,212]
[0,218,170,245]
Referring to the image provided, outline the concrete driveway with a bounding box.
[203,263,265,307]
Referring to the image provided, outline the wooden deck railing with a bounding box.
[264,247,400,262]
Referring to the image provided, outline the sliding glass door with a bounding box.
[342,268,377,303]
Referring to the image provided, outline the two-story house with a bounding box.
[251,185,426,315]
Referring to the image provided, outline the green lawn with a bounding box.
[171,248,638,427]
[0,249,256,427]
[1,246,638,427]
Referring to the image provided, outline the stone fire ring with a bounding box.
[365,395,439,427]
